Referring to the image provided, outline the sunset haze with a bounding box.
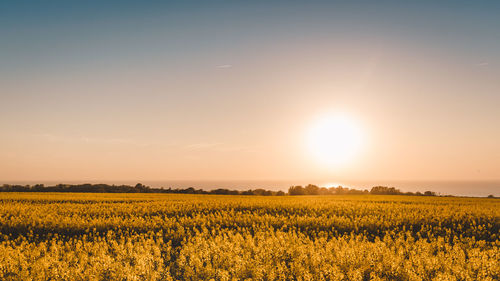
[1,1,499,194]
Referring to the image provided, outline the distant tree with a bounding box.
[370,186,385,194]
[253,189,273,196]
[347,189,365,195]
[329,186,345,195]
[370,186,402,195]
[228,190,240,195]
[210,189,231,195]
[424,191,436,196]
[288,186,306,195]
[318,187,330,195]
[304,184,320,195]
[135,183,145,190]
[487,194,495,198]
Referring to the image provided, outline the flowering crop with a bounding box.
[0,193,498,280]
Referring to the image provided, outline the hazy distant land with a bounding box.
[2,180,498,197]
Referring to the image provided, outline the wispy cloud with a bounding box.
[35,133,254,152]
[476,62,489,66]
[216,64,233,69]
[185,142,254,152]
[82,137,136,145]
[185,142,224,150]
[34,133,157,147]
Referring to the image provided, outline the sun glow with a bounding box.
[307,114,364,167]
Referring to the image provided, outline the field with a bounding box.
[0,193,498,280]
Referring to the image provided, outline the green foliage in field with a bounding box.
[0,193,498,280]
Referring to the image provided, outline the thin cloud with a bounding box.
[216,64,233,69]
[35,133,156,147]
[185,142,224,150]
[476,62,489,66]
[185,142,254,152]
[34,133,71,142]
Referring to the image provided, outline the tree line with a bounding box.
[288,184,437,196]
[0,183,442,196]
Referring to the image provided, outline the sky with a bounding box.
[1,0,499,185]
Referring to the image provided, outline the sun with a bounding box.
[306,113,364,167]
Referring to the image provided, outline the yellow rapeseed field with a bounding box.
[0,193,498,280]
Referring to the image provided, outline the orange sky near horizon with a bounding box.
[1,1,499,183]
